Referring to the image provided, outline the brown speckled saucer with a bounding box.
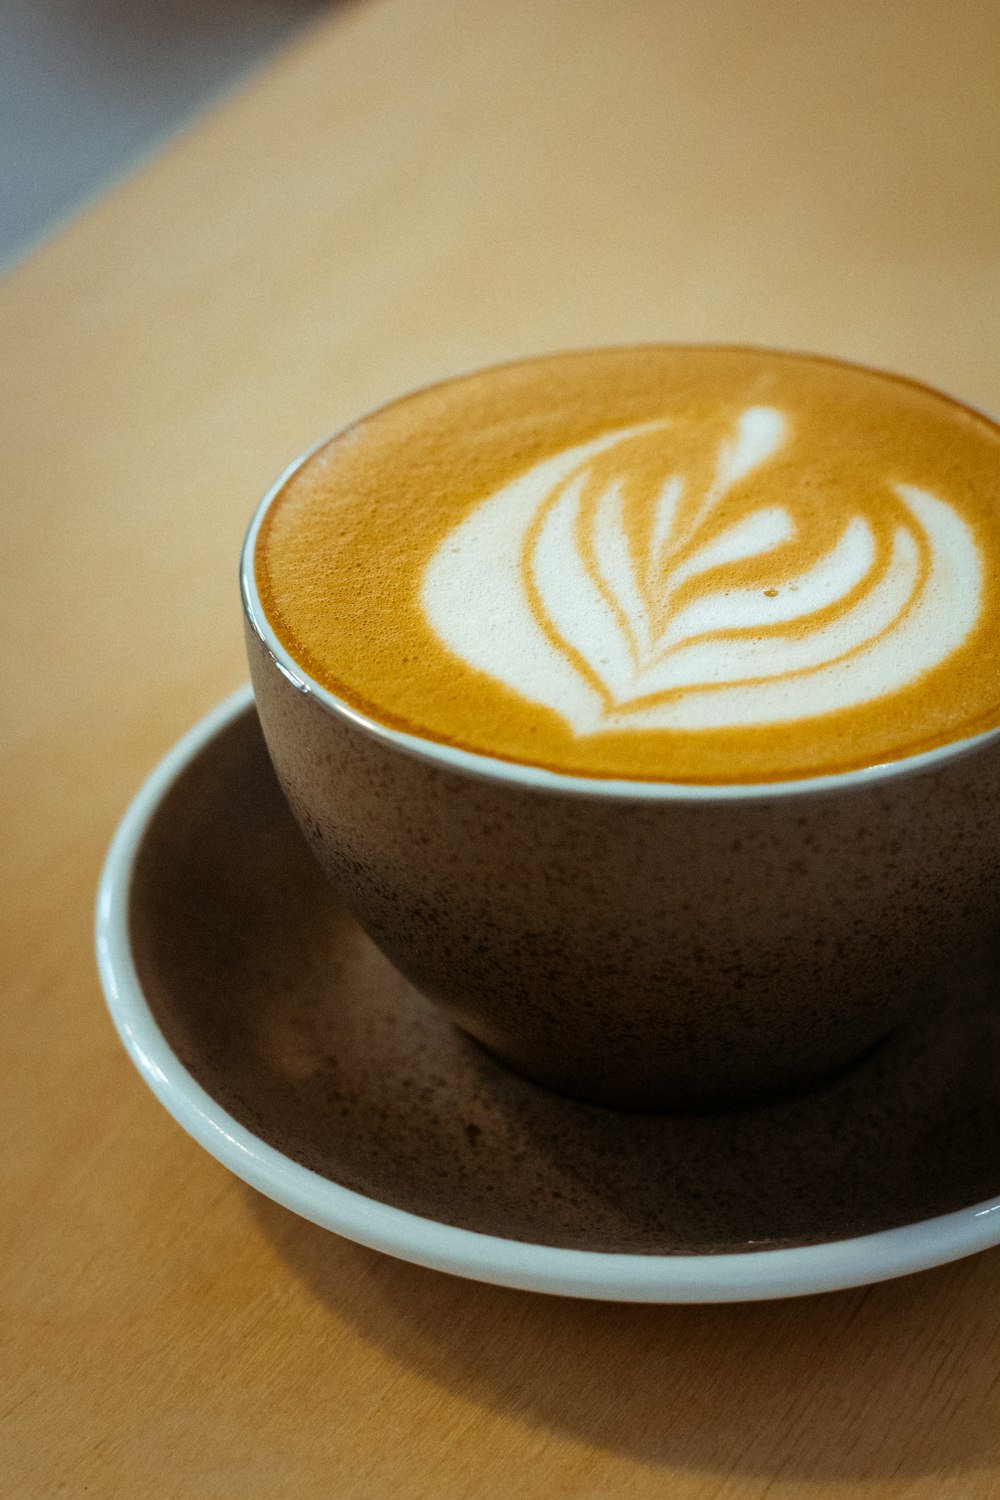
[127,702,1000,1257]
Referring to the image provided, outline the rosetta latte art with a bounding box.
[421,407,983,735]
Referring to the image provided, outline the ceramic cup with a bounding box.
[241,458,1000,1114]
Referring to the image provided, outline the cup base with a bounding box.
[469,1025,901,1117]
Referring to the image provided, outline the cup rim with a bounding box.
[241,345,1000,803]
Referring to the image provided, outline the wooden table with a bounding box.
[4,1,1000,1493]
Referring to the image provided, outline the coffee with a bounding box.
[244,351,1000,1108]
[255,348,1000,782]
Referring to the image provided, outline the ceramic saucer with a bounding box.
[96,687,1000,1302]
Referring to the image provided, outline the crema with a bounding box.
[255,348,1000,782]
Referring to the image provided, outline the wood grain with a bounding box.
[3,1,1000,1493]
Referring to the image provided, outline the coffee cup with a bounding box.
[241,347,1000,1111]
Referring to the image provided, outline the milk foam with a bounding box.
[421,408,983,735]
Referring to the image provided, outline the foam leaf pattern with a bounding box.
[421,410,982,735]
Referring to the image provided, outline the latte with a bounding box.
[254,348,1000,782]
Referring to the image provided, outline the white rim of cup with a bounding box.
[239,374,1000,802]
[95,685,1000,1302]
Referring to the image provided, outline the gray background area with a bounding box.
[0,0,329,271]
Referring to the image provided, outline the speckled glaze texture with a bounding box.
[128,705,1000,1252]
[246,626,1000,1111]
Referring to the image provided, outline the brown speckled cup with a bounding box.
[241,472,1000,1113]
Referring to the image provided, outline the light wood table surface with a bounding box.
[4,1,1000,1494]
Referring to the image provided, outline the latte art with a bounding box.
[422,409,983,736]
[255,347,1000,781]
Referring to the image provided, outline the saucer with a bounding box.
[96,687,1000,1301]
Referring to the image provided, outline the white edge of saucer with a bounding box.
[95,684,1000,1303]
